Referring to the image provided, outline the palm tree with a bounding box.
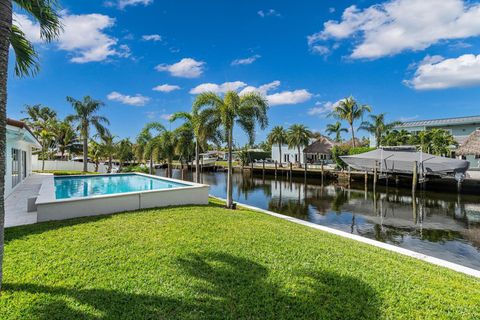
[66,96,109,172]
[360,113,401,147]
[22,104,57,132]
[286,124,311,166]
[0,0,62,291]
[158,131,176,178]
[267,126,287,167]
[193,91,269,208]
[38,123,56,171]
[116,138,134,171]
[138,122,165,174]
[170,110,219,183]
[98,131,117,173]
[89,140,103,172]
[172,123,195,171]
[330,96,371,147]
[326,121,348,143]
[55,120,78,160]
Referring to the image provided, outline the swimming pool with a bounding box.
[36,173,209,222]
[55,174,188,199]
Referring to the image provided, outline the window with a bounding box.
[11,148,20,188]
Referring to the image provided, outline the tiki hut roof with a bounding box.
[303,136,335,154]
[457,130,480,156]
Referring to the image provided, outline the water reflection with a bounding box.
[157,169,480,270]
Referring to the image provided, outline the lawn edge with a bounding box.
[209,195,480,279]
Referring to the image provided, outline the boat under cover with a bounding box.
[340,148,469,176]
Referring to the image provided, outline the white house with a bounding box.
[4,118,41,197]
[271,137,334,165]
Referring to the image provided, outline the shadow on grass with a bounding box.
[4,252,381,319]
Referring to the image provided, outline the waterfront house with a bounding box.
[393,115,480,168]
[4,118,41,197]
[456,129,480,170]
[271,137,334,165]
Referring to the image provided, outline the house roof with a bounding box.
[303,136,335,154]
[6,118,40,146]
[456,130,480,156]
[395,115,480,128]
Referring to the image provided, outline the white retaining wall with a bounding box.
[32,155,108,173]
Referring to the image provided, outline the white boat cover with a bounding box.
[340,148,469,176]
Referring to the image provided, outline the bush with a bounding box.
[332,145,375,169]
[121,165,149,173]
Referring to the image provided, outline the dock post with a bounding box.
[304,162,307,182]
[200,157,203,174]
[251,161,254,173]
[289,162,293,178]
[364,170,368,186]
[263,160,265,177]
[275,161,278,178]
[373,165,378,188]
[412,161,418,193]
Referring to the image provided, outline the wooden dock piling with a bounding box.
[274,161,278,178]
[412,161,418,193]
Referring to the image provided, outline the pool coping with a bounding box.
[36,172,208,205]
[210,195,480,279]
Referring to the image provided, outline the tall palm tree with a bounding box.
[194,91,269,208]
[158,131,176,178]
[330,96,371,147]
[172,123,195,171]
[116,138,134,171]
[38,123,56,171]
[138,122,165,174]
[66,96,109,172]
[98,131,117,173]
[267,126,286,167]
[326,121,348,143]
[89,140,103,172]
[286,124,311,166]
[170,110,221,182]
[22,104,57,131]
[360,113,401,147]
[0,0,62,291]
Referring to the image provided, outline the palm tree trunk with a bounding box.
[278,143,282,168]
[0,0,13,292]
[195,138,200,183]
[350,123,356,148]
[297,146,301,167]
[83,135,88,172]
[149,153,153,175]
[226,126,233,208]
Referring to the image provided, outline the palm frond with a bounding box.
[10,25,39,77]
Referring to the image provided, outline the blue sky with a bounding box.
[8,0,480,145]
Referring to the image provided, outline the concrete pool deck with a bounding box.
[5,173,51,228]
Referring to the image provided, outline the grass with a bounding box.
[1,200,479,319]
[33,170,100,176]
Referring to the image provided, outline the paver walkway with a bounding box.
[5,174,51,228]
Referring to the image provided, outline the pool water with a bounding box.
[55,174,187,199]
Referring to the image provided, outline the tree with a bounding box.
[0,0,62,291]
[158,131,176,178]
[326,121,348,143]
[194,91,269,208]
[330,96,371,147]
[286,124,311,166]
[360,113,401,147]
[170,110,219,183]
[267,126,287,167]
[116,138,134,172]
[66,96,109,172]
[89,140,103,172]
[55,120,78,160]
[22,104,57,132]
[38,121,56,171]
[138,122,165,174]
[98,131,117,173]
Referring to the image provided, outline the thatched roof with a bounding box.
[457,130,480,156]
[303,136,335,154]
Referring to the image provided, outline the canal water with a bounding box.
[156,169,480,270]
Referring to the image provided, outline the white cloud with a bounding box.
[311,45,330,56]
[142,34,162,41]
[308,0,480,59]
[258,9,281,18]
[118,0,153,9]
[190,81,247,94]
[231,54,261,66]
[308,100,340,117]
[153,84,180,92]
[14,12,126,63]
[267,90,312,106]
[107,91,150,106]
[155,58,205,78]
[405,54,480,90]
[189,80,311,106]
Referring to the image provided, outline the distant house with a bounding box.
[271,137,334,165]
[393,115,480,168]
[5,118,41,197]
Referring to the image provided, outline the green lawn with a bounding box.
[1,200,479,319]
